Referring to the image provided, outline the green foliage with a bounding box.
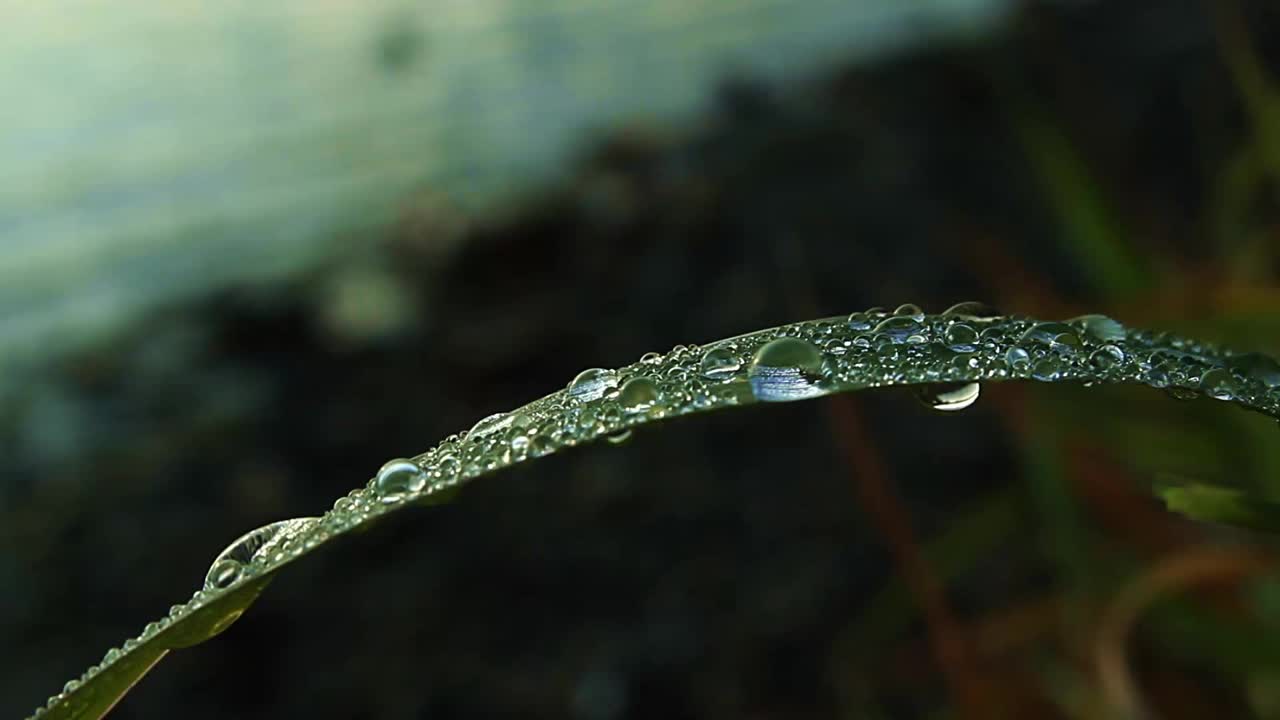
[1159,483,1280,533]
[29,308,1280,719]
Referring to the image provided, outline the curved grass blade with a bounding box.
[1159,483,1280,533]
[29,306,1280,719]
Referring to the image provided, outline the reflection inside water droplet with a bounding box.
[699,347,742,380]
[1031,356,1065,381]
[846,312,874,331]
[914,382,980,412]
[873,315,926,344]
[1088,344,1125,371]
[943,323,979,352]
[1020,322,1082,352]
[567,368,620,402]
[206,558,242,590]
[374,458,427,502]
[1005,346,1031,372]
[618,376,660,414]
[748,337,828,402]
[1199,367,1240,400]
[466,412,513,442]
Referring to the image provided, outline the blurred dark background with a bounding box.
[4,1,1280,718]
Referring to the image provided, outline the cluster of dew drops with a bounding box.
[32,302,1280,719]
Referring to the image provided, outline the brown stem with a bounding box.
[827,396,991,718]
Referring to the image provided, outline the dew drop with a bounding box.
[943,323,979,352]
[914,382,980,412]
[433,452,460,480]
[892,303,925,319]
[1088,344,1125,371]
[1228,352,1280,389]
[509,434,531,462]
[1031,356,1065,381]
[942,301,1000,320]
[203,518,317,591]
[1005,346,1031,372]
[530,433,555,457]
[639,351,663,365]
[466,412,514,442]
[374,458,427,502]
[605,429,633,445]
[699,347,743,380]
[205,558,243,590]
[662,365,689,382]
[846,312,874,331]
[599,404,622,425]
[873,315,927,344]
[1020,322,1082,352]
[1199,367,1240,400]
[618,376,660,414]
[567,368,620,403]
[748,337,828,402]
[1069,314,1126,344]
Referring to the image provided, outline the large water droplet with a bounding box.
[567,368,620,403]
[942,301,1000,320]
[892,303,925,319]
[529,432,556,457]
[618,376,660,414]
[847,312,874,331]
[943,323,979,352]
[205,559,242,590]
[1144,366,1170,388]
[748,337,828,402]
[374,458,427,502]
[1228,352,1280,389]
[433,451,461,480]
[873,315,926,344]
[466,412,527,442]
[1088,344,1125,371]
[204,518,318,591]
[914,382,980,412]
[1005,346,1031,372]
[1069,314,1126,344]
[1199,367,1240,400]
[1019,322,1082,352]
[699,347,743,380]
[1031,356,1065,381]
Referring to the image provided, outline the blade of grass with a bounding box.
[1158,483,1280,533]
[1011,107,1151,299]
[31,310,1280,719]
